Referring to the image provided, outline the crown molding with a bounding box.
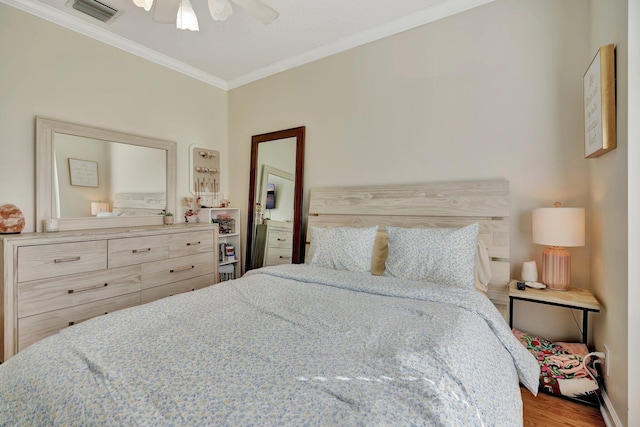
[3,0,492,91]
[227,0,494,89]
[0,0,228,90]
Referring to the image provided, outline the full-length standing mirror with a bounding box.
[36,117,176,232]
[246,127,305,271]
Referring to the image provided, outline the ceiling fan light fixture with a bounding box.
[132,0,153,12]
[208,0,233,21]
[176,0,199,31]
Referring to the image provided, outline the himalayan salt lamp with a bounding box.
[0,204,25,234]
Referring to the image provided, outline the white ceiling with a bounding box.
[4,0,492,90]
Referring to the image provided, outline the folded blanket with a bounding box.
[512,329,600,405]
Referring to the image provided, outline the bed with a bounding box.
[0,179,539,426]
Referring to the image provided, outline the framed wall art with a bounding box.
[583,44,616,158]
[68,158,98,187]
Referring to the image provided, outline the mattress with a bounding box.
[0,264,539,426]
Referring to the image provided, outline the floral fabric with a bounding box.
[512,329,600,405]
[0,265,540,426]
[513,330,586,379]
[306,225,378,273]
[383,223,479,290]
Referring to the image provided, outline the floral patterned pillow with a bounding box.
[306,226,378,273]
[383,223,479,290]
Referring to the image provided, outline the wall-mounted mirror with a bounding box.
[36,117,176,232]
[246,127,305,271]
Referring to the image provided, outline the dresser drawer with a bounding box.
[169,230,215,258]
[267,230,293,249]
[18,265,141,318]
[17,292,140,352]
[108,235,169,268]
[141,252,215,289]
[265,247,293,266]
[17,241,107,283]
[140,275,214,305]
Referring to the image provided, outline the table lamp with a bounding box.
[91,202,110,216]
[532,203,585,291]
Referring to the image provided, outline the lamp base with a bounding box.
[541,246,571,291]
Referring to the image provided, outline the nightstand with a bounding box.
[508,281,600,345]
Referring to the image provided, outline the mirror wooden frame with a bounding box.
[246,126,305,271]
[36,117,177,232]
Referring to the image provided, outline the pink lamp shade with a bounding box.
[532,203,585,291]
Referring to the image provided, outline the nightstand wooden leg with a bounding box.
[582,310,589,344]
[509,297,514,328]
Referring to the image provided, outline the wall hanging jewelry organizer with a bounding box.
[189,145,221,213]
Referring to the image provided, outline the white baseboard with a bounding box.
[600,389,623,427]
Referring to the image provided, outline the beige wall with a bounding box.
[628,0,639,424]
[231,0,591,338]
[0,4,228,230]
[588,0,629,425]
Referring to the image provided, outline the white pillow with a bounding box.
[306,226,378,273]
[383,223,480,290]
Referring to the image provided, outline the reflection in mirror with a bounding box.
[259,165,295,222]
[246,127,305,272]
[36,117,176,232]
[54,134,167,218]
[252,165,295,269]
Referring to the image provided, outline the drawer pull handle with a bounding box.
[132,248,151,253]
[54,256,81,263]
[186,241,201,246]
[170,265,195,273]
[68,283,108,294]
[279,256,292,260]
[276,238,287,241]
[69,312,108,326]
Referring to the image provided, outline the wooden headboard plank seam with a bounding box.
[309,180,509,218]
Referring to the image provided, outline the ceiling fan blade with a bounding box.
[208,0,233,21]
[153,0,180,23]
[231,0,279,24]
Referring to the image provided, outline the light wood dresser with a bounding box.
[1,223,218,362]
[254,220,293,267]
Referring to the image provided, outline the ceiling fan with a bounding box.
[133,0,279,31]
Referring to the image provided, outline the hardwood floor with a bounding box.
[521,387,605,427]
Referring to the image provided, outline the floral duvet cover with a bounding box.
[0,264,538,426]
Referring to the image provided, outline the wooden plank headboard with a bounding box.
[306,179,510,318]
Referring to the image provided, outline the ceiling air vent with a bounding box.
[69,0,121,23]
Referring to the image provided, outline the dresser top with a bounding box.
[0,223,217,246]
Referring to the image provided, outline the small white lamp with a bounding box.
[91,202,110,216]
[532,203,585,291]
